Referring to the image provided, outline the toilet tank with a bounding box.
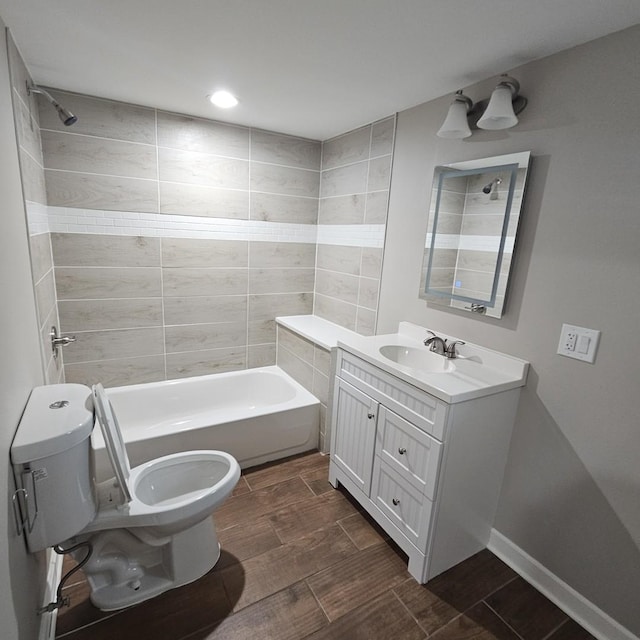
[11,384,97,552]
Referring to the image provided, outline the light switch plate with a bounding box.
[557,323,601,363]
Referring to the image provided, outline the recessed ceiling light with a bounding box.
[208,90,238,109]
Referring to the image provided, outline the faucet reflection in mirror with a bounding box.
[419,151,532,319]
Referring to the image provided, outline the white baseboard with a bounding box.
[488,529,639,640]
[38,550,64,640]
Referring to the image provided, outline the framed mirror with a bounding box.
[419,151,531,318]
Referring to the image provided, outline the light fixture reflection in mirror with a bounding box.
[419,151,531,319]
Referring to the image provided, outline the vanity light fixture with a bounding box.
[208,90,238,109]
[436,90,473,139]
[437,74,527,139]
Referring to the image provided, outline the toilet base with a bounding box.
[73,516,220,611]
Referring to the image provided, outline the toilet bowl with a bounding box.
[10,383,240,610]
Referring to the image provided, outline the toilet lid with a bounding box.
[92,384,132,503]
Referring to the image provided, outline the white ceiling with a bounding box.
[1,0,639,140]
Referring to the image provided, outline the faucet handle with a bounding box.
[423,330,437,346]
[445,340,465,359]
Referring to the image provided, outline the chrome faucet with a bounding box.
[445,340,465,359]
[423,331,447,355]
[424,332,465,359]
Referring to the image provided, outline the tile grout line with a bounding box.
[468,572,520,611]
[55,608,124,638]
[303,576,334,627]
[40,128,322,174]
[483,600,527,640]
[540,618,573,640]
[155,109,167,379]
[390,587,432,638]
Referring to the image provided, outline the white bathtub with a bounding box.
[91,366,320,481]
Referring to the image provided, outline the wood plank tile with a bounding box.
[429,602,521,640]
[337,510,388,550]
[231,475,250,496]
[307,541,410,621]
[268,489,359,543]
[220,523,357,611]
[186,581,327,640]
[244,451,328,490]
[485,577,568,640]
[58,569,230,640]
[56,580,117,637]
[216,516,282,568]
[54,453,595,640]
[215,476,313,530]
[302,466,334,496]
[393,577,462,636]
[546,619,598,640]
[426,549,517,612]
[304,590,425,640]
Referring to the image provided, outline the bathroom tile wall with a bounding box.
[315,117,395,335]
[275,325,331,450]
[41,90,319,386]
[7,36,63,384]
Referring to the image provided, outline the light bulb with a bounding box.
[209,90,238,109]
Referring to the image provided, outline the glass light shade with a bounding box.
[477,85,518,130]
[437,99,472,139]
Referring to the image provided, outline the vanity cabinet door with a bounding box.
[333,378,379,495]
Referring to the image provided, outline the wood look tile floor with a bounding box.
[55,452,596,640]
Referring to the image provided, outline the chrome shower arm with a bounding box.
[27,83,78,126]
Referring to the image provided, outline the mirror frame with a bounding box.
[420,151,531,318]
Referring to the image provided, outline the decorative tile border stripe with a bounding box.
[27,204,317,243]
[25,201,50,235]
[425,233,515,253]
[316,224,385,248]
[26,203,386,248]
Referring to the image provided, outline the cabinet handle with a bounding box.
[367,412,375,419]
[392,498,400,506]
[398,447,406,455]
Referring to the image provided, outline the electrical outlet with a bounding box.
[564,331,577,351]
[557,324,601,363]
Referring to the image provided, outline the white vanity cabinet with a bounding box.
[329,347,522,583]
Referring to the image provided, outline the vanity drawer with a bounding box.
[371,458,432,548]
[339,351,448,440]
[376,406,442,500]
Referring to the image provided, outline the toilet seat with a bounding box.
[93,384,132,504]
[90,384,241,534]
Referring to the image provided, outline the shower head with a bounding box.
[482,177,502,194]
[27,84,78,126]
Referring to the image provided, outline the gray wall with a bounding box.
[0,24,48,640]
[379,25,640,633]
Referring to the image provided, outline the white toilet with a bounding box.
[11,383,240,611]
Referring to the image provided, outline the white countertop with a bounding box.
[276,315,359,351]
[337,322,529,403]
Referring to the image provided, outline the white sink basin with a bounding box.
[378,345,455,373]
